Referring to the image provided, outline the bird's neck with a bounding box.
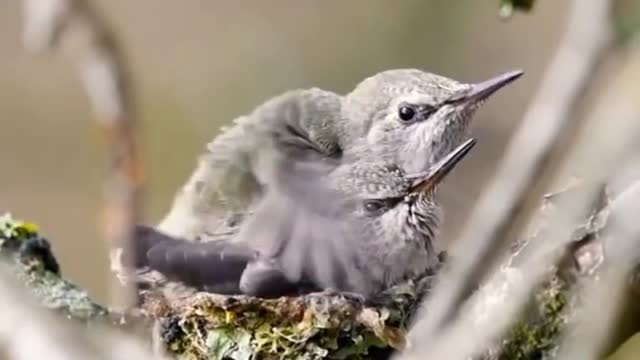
[407,198,441,255]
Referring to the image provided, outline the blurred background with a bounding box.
[0,1,569,302]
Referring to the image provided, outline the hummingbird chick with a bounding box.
[132,138,478,300]
[157,69,522,242]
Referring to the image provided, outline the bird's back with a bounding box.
[157,88,343,241]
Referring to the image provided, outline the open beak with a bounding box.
[410,138,477,194]
[448,70,524,104]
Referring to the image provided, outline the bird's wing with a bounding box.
[156,89,343,241]
[232,154,378,298]
[202,88,343,206]
[134,158,375,298]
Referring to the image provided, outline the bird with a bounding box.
[131,137,478,301]
[156,69,522,243]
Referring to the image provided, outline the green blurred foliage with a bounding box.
[499,0,536,19]
[614,0,640,43]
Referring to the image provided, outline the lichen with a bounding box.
[0,213,111,321]
[499,276,569,360]
[143,287,423,360]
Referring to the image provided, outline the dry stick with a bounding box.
[21,0,144,310]
[400,0,614,350]
[403,36,640,360]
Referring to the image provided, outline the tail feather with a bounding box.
[132,225,257,294]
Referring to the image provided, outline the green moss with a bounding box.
[143,281,430,360]
[140,257,580,359]
[500,277,569,360]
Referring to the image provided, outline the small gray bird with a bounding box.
[133,138,477,300]
[157,69,521,242]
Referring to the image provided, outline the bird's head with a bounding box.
[331,138,477,250]
[341,69,522,173]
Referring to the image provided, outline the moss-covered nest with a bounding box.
[140,278,433,360]
[0,213,609,360]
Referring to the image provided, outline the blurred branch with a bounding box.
[0,267,158,360]
[403,0,614,349]
[21,0,144,309]
[0,214,159,359]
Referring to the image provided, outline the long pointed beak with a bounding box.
[448,70,524,104]
[410,138,477,194]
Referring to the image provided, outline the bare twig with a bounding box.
[401,0,614,350]
[21,0,144,309]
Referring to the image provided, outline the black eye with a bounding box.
[398,106,416,122]
[363,200,385,213]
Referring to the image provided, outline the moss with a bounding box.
[134,261,438,360]
[499,276,569,360]
[146,270,574,360]
[142,289,419,360]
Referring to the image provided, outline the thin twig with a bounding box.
[401,0,614,350]
[21,0,144,309]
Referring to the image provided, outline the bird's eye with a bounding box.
[398,106,416,122]
[363,200,385,213]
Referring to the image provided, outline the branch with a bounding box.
[0,214,160,359]
[21,0,145,309]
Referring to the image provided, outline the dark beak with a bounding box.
[410,138,477,194]
[448,70,524,104]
